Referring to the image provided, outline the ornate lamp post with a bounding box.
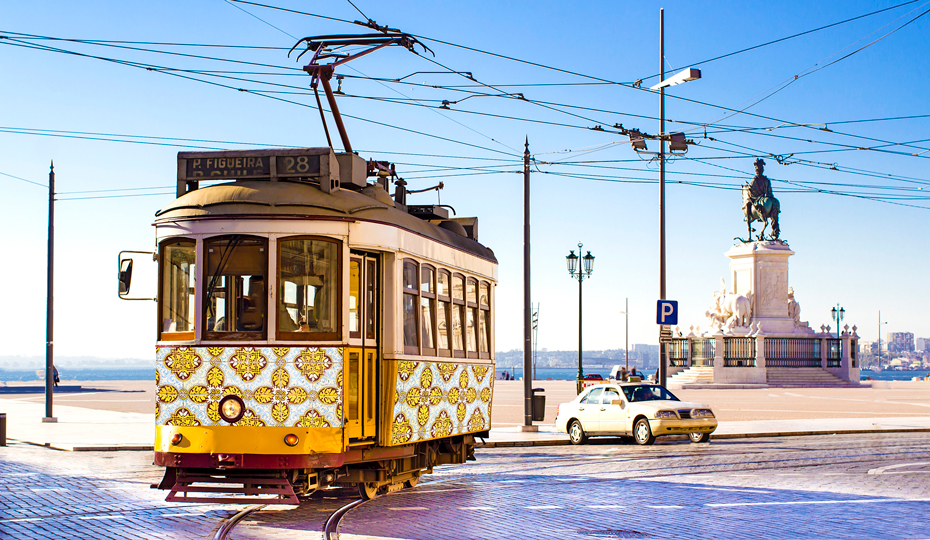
[831,304,845,360]
[566,243,594,394]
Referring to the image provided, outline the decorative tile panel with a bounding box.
[389,361,494,446]
[156,346,344,428]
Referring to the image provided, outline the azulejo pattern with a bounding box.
[165,348,203,380]
[156,346,343,428]
[390,361,494,446]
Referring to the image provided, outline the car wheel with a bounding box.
[633,418,655,445]
[568,420,587,445]
[688,432,710,443]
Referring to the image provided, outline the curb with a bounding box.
[476,427,930,448]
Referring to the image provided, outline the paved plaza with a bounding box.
[1,381,929,538]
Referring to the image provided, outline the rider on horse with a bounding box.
[743,158,780,240]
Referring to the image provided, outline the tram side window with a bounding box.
[402,260,419,354]
[203,235,268,339]
[479,281,492,358]
[465,278,479,358]
[160,239,196,340]
[436,270,451,357]
[278,238,340,340]
[451,274,465,358]
[420,265,436,355]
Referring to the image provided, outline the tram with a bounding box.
[121,147,497,502]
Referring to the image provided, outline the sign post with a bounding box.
[656,300,678,387]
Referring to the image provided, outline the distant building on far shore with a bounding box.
[887,332,915,353]
[916,337,930,352]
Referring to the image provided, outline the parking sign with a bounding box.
[656,300,678,325]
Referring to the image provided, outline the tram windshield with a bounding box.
[203,235,268,338]
[160,239,196,339]
[278,238,339,338]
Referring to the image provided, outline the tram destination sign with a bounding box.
[185,153,323,180]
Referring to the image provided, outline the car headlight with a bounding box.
[654,410,677,419]
[218,395,245,423]
[692,409,715,418]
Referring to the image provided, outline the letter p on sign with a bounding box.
[656,300,678,325]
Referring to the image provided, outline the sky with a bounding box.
[1,0,928,361]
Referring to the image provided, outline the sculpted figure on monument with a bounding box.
[787,286,801,325]
[740,158,781,242]
[705,279,753,331]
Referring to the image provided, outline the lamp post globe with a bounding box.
[567,242,593,393]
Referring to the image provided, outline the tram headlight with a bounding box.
[218,395,245,423]
[170,433,183,446]
[284,434,299,447]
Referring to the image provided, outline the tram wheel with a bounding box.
[358,482,381,500]
[404,474,419,489]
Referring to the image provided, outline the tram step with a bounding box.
[166,474,299,505]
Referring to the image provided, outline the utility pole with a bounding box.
[658,8,669,388]
[44,161,57,423]
[522,138,534,430]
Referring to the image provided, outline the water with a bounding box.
[860,369,930,381]
[0,368,154,383]
[498,367,930,381]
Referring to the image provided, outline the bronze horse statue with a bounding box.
[739,159,781,242]
[742,184,780,240]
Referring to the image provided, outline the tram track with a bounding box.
[213,504,266,540]
[210,494,367,540]
[323,498,366,540]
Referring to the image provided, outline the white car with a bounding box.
[555,382,717,445]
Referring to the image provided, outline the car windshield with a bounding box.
[622,384,679,402]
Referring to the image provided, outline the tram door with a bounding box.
[346,252,379,441]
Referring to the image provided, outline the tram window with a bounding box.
[479,281,491,358]
[451,274,466,357]
[420,265,436,355]
[402,260,419,353]
[278,238,340,341]
[349,259,361,338]
[436,270,451,356]
[365,260,376,341]
[203,235,267,339]
[159,239,196,340]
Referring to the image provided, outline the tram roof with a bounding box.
[154,179,497,263]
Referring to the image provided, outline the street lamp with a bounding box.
[656,8,701,387]
[877,311,888,370]
[831,304,845,360]
[566,243,594,393]
[619,298,629,370]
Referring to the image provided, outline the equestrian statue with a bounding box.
[739,158,781,242]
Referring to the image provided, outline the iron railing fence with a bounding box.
[724,337,755,367]
[765,337,822,367]
[826,339,842,367]
[690,338,715,367]
[669,338,690,367]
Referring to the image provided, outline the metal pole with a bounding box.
[658,8,668,388]
[45,161,56,422]
[578,264,583,390]
[625,298,629,370]
[523,139,533,427]
[877,311,881,370]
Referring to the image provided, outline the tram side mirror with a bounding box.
[118,258,133,296]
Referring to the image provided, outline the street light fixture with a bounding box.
[566,242,594,393]
[656,8,701,387]
[831,304,845,361]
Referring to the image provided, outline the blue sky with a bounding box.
[1,1,928,360]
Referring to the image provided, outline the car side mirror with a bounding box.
[613,399,624,408]
[118,258,133,296]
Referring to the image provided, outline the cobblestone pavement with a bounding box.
[4,433,930,539]
[0,441,239,539]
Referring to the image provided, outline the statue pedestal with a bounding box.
[726,241,814,336]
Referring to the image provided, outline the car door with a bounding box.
[575,387,603,433]
[598,387,626,434]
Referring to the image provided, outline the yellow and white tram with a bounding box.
[128,147,496,502]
